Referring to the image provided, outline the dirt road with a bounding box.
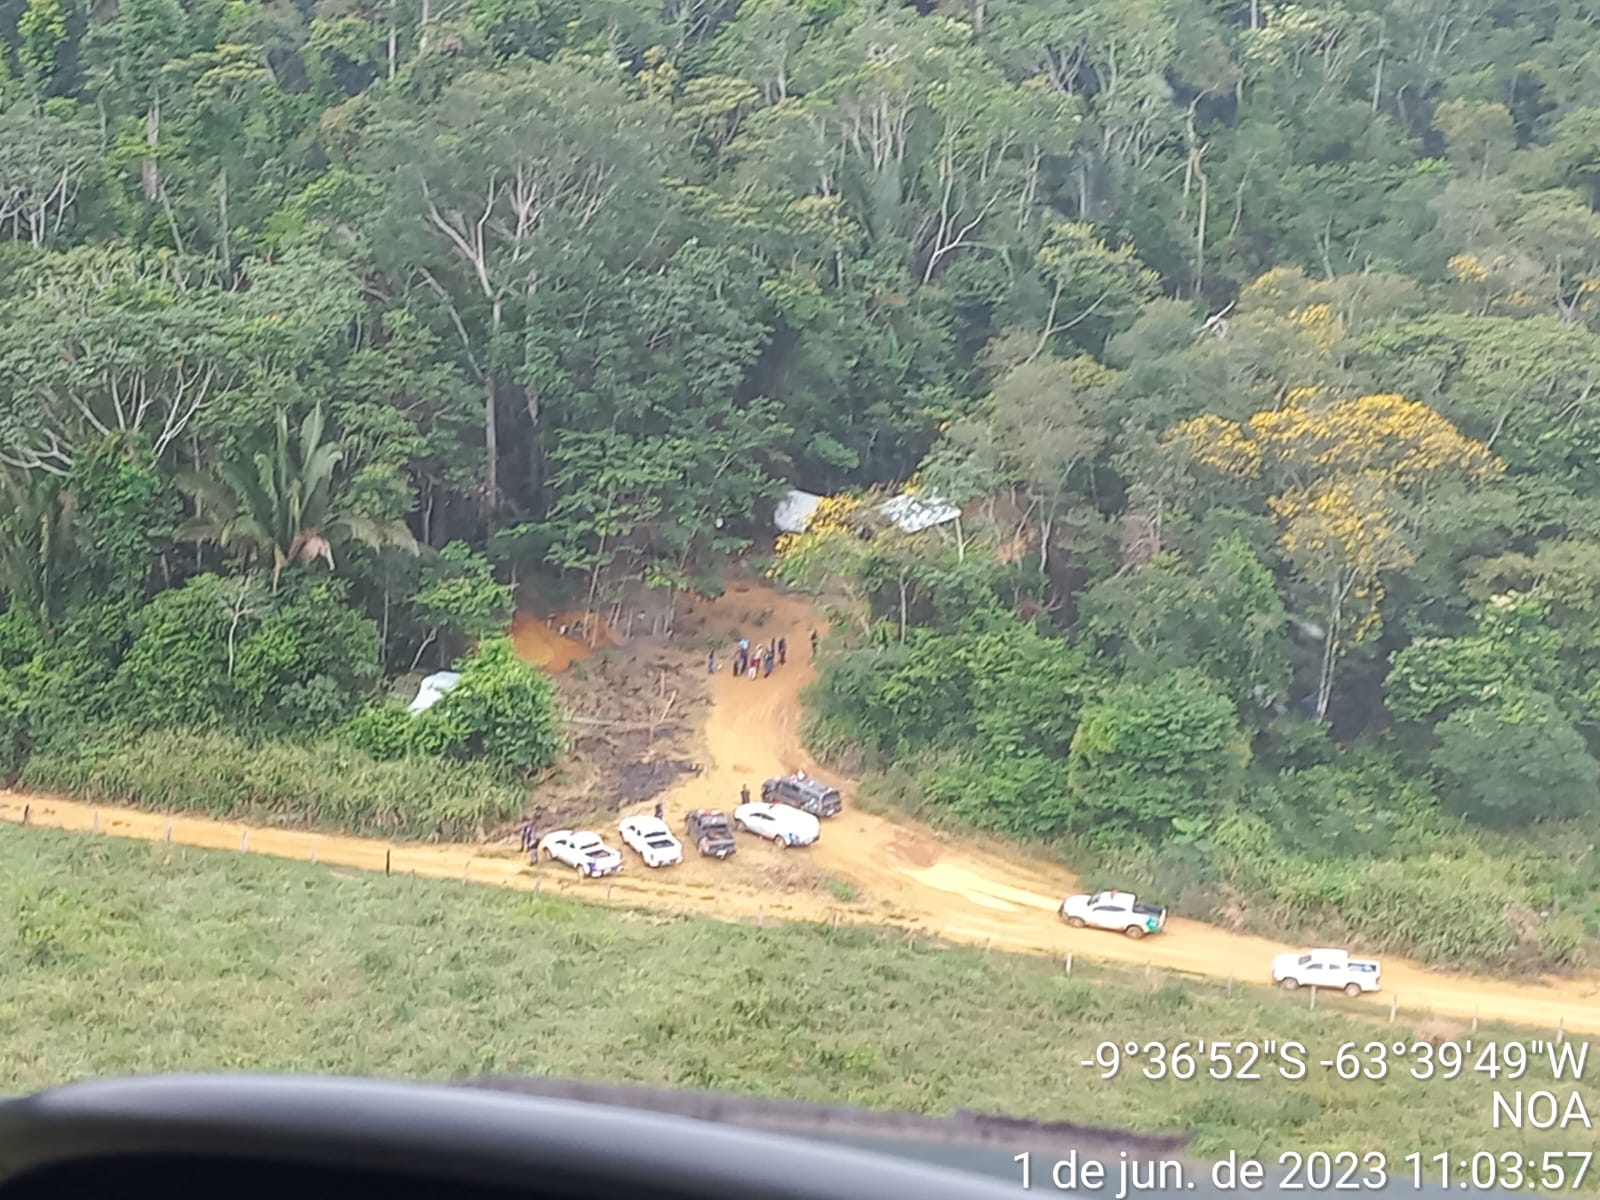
[3,579,1597,1035]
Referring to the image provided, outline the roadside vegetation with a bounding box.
[3,826,1591,1169]
[0,0,1598,976]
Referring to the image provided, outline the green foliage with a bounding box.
[1080,534,1291,719]
[22,729,520,841]
[412,541,513,645]
[111,574,380,735]
[1067,670,1248,839]
[342,704,414,761]
[175,403,417,590]
[0,666,27,775]
[112,574,235,728]
[4,0,1600,980]
[66,438,175,598]
[1430,690,1600,827]
[231,579,382,731]
[1386,593,1564,723]
[410,637,564,775]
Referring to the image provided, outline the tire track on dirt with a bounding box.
[2,579,1597,1035]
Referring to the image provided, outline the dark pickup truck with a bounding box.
[684,808,737,859]
[762,774,843,818]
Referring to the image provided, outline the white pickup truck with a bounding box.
[1059,890,1167,939]
[1272,948,1382,995]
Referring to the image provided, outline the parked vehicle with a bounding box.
[733,802,820,848]
[537,830,623,878]
[1271,948,1382,996]
[684,809,737,859]
[617,815,683,868]
[1058,890,1167,939]
[761,773,843,818]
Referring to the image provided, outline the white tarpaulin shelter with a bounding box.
[876,492,960,534]
[772,487,959,535]
[408,670,462,714]
[774,489,824,534]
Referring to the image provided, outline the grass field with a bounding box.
[2,825,1593,1176]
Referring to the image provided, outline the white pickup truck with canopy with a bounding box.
[1272,948,1382,995]
[1058,890,1168,939]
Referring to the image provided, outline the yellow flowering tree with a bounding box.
[1168,393,1501,720]
[770,492,880,637]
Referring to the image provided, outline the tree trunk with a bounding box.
[483,375,499,517]
[217,167,231,275]
[142,95,160,201]
[1315,572,1351,722]
[388,0,399,79]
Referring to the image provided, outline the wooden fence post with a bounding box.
[240,831,249,853]
[757,905,764,927]
[1388,995,1398,1023]
[165,819,173,843]
[1227,975,1234,996]
[92,810,100,834]
[385,849,391,876]
[1308,985,1317,1011]
[1065,953,1073,976]
[309,837,317,865]
[21,804,28,825]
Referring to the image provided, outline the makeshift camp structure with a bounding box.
[408,671,461,714]
[772,488,959,536]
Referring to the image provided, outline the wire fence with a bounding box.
[3,797,1587,1046]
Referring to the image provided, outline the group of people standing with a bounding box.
[707,628,820,680]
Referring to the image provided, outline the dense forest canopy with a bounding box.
[1,0,1599,969]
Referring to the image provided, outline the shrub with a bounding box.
[1067,669,1248,838]
[410,636,564,774]
[1535,913,1588,968]
[0,667,27,775]
[109,575,381,736]
[23,728,520,841]
[1430,689,1600,826]
[343,704,414,760]
[112,575,235,729]
[231,578,382,730]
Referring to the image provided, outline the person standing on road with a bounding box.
[519,819,534,855]
[810,629,819,658]
[747,654,759,680]
[654,801,665,821]
[741,784,751,805]
[762,646,774,677]
[777,636,787,665]
[707,650,717,674]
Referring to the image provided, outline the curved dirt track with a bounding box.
[3,580,1598,1036]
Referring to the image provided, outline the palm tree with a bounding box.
[175,404,418,590]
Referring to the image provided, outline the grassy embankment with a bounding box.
[2,825,1592,1176]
